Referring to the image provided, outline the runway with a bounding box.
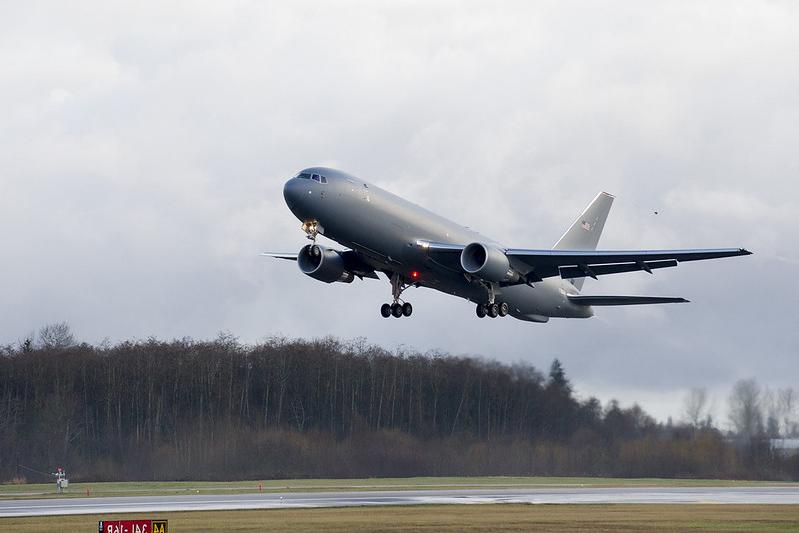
[2,486,799,517]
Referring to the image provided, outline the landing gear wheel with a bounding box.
[476,304,487,318]
[487,303,499,318]
[380,303,392,318]
[498,302,509,317]
[402,302,413,317]
[391,303,403,318]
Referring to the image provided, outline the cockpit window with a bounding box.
[297,172,328,183]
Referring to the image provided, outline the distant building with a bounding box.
[770,438,799,457]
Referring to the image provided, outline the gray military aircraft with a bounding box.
[265,167,751,322]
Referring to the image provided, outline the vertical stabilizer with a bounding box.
[553,191,614,290]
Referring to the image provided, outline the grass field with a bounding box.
[2,504,799,532]
[1,475,797,500]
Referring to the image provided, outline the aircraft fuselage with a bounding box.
[282,167,590,322]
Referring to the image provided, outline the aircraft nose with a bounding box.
[283,177,310,219]
[283,178,302,209]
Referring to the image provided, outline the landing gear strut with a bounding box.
[380,273,414,318]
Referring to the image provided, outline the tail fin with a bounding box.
[554,191,614,290]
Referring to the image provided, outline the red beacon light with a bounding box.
[410,270,420,280]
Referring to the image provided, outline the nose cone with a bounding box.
[283,177,308,219]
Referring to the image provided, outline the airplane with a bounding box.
[264,167,751,323]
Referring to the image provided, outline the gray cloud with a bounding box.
[1,1,797,422]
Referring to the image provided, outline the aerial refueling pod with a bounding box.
[297,244,354,283]
[460,242,519,283]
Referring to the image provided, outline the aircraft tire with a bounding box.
[487,303,499,318]
[476,304,487,318]
[391,303,403,318]
[498,302,509,317]
[380,303,392,318]
[402,302,413,317]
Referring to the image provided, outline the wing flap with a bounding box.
[567,295,689,306]
[558,259,677,279]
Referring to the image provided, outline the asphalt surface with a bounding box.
[2,486,799,517]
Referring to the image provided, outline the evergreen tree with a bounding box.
[548,358,571,393]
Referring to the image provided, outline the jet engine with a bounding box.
[297,244,354,283]
[460,242,519,283]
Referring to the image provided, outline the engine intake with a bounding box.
[297,244,354,283]
[460,242,517,282]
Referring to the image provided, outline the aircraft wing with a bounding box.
[506,247,752,280]
[261,252,299,260]
[418,241,751,281]
[261,250,380,279]
[567,295,689,305]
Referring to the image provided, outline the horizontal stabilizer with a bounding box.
[567,295,689,306]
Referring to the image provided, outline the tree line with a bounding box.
[0,328,796,482]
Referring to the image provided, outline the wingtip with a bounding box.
[740,248,753,255]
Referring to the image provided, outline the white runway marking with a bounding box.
[2,486,799,517]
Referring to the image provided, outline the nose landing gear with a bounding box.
[380,273,414,318]
[302,220,321,242]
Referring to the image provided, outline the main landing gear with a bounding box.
[474,280,509,319]
[381,301,413,318]
[380,273,413,318]
[476,301,509,319]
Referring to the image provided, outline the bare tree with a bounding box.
[683,387,708,427]
[38,322,75,350]
[728,378,763,440]
[762,388,780,437]
[778,388,797,436]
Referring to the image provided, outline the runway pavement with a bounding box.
[2,486,799,517]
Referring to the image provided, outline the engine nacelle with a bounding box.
[460,242,517,283]
[297,244,354,283]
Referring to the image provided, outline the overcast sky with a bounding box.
[2,1,797,423]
